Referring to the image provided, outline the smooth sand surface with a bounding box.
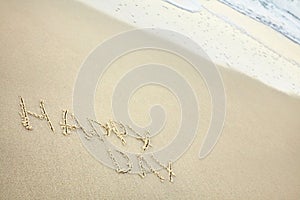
[1,0,300,199]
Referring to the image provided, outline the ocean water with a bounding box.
[218,0,300,45]
[77,0,300,96]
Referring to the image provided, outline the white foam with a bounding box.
[163,0,202,13]
[76,0,300,96]
[218,0,300,45]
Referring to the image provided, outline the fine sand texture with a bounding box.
[1,0,300,199]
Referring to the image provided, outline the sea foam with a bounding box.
[76,0,300,96]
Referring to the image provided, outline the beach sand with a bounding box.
[0,0,300,199]
[77,0,300,96]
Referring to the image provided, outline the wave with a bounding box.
[218,0,300,45]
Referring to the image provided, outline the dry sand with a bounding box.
[0,0,300,199]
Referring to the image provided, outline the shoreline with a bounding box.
[76,0,300,96]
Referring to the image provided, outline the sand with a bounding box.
[0,0,300,199]
[77,0,300,96]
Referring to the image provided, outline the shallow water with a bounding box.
[77,0,300,96]
[218,0,300,45]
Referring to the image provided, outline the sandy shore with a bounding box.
[77,0,300,96]
[1,0,300,199]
